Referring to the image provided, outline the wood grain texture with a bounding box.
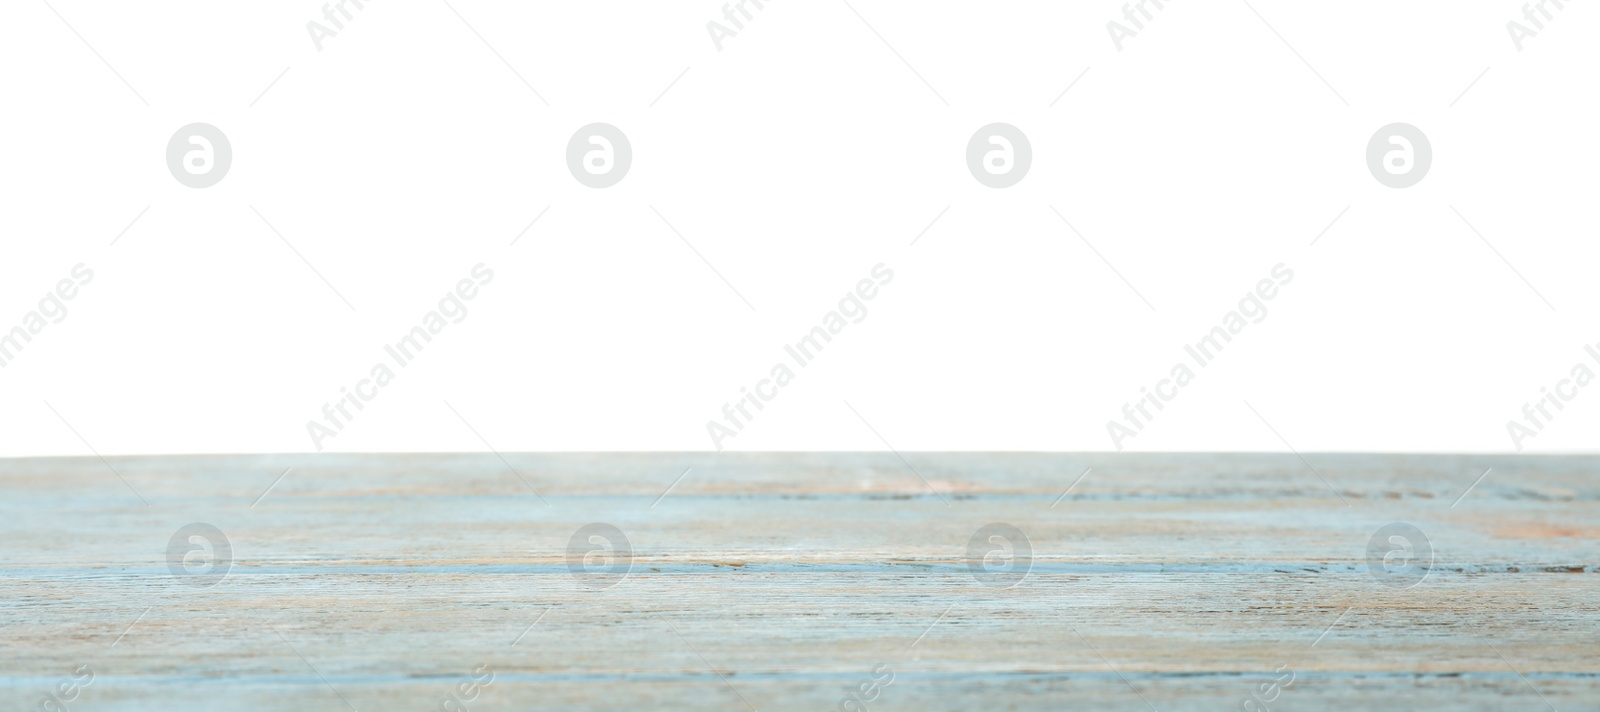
[2,453,1597,711]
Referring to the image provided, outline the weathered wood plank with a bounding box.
[2,454,1596,710]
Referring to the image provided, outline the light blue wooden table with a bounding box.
[2,453,1595,710]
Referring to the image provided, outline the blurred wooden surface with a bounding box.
[2,453,1597,711]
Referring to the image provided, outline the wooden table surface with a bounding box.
[2,453,1596,711]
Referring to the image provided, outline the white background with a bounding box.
[1,1,1596,457]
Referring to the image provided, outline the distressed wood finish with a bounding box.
[2,453,1597,711]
